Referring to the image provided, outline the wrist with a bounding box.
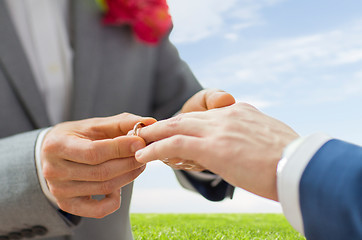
[35,127,58,207]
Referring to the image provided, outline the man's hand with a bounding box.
[41,113,156,218]
[135,103,299,201]
[154,89,235,171]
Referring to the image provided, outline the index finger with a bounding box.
[138,114,208,145]
[60,135,147,165]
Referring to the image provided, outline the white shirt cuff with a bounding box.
[35,127,58,207]
[277,133,332,235]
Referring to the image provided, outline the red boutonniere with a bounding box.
[96,0,172,45]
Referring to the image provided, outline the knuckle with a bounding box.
[41,137,58,157]
[94,208,108,219]
[57,201,73,213]
[93,165,112,181]
[93,212,106,219]
[120,112,131,117]
[89,168,101,181]
[225,107,241,118]
[48,185,65,198]
[99,181,114,195]
[119,112,132,121]
[87,124,100,135]
[234,102,257,112]
[110,197,121,211]
[42,163,52,179]
[95,199,120,219]
[170,135,185,148]
[114,141,123,159]
[166,115,184,128]
[48,182,69,198]
[42,162,59,180]
[113,197,121,209]
[82,144,100,164]
[126,158,138,171]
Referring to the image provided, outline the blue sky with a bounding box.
[130,0,362,213]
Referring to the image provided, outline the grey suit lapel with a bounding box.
[0,1,50,128]
[70,0,104,120]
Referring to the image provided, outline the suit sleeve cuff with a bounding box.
[277,133,333,235]
[174,170,224,191]
[35,127,58,207]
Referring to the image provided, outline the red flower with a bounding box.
[100,0,172,45]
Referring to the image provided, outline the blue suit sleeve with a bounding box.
[179,170,235,201]
[300,139,362,240]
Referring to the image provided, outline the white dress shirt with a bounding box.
[6,0,72,125]
[5,0,72,206]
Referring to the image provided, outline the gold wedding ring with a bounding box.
[132,122,145,137]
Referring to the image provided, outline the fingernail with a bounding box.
[131,141,144,153]
[135,149,144,159]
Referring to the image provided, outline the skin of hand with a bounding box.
[41,113,156,218]
[135,103,299,201]
[158,89,235,171]
[180,89,236,114]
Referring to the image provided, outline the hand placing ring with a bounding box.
[132,122,205,171]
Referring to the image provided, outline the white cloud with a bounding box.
[167,0,236,43]
[224,33,239,41]
[228,0,284,22]
[232,22,258,31]
[235,69,254,80]
[226,23,360,81]
[354,70,362,79]
[304,73,362,104]
[168,0,285,43]
[332,49,362,65]
[196,19,362,106]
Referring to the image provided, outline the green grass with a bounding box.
[131,213,305,239]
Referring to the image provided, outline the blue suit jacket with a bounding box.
[300,139,362,239]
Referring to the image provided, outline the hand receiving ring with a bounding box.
[132,122,205,171]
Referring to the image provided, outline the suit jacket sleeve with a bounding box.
[0,130,73,237]
[300,139,362,240]
[150,35,203,120]
[277,133,362,240]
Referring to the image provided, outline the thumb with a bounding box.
[205,90,236,109]
[181,89,236,113]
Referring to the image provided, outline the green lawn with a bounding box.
[131,213,305,239]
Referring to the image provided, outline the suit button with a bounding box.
[31,226,47,236]
[0,236,9,240]
[8,232,22,240]
[20,229,34,238]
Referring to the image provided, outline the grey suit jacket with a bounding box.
[0,0,203,239]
